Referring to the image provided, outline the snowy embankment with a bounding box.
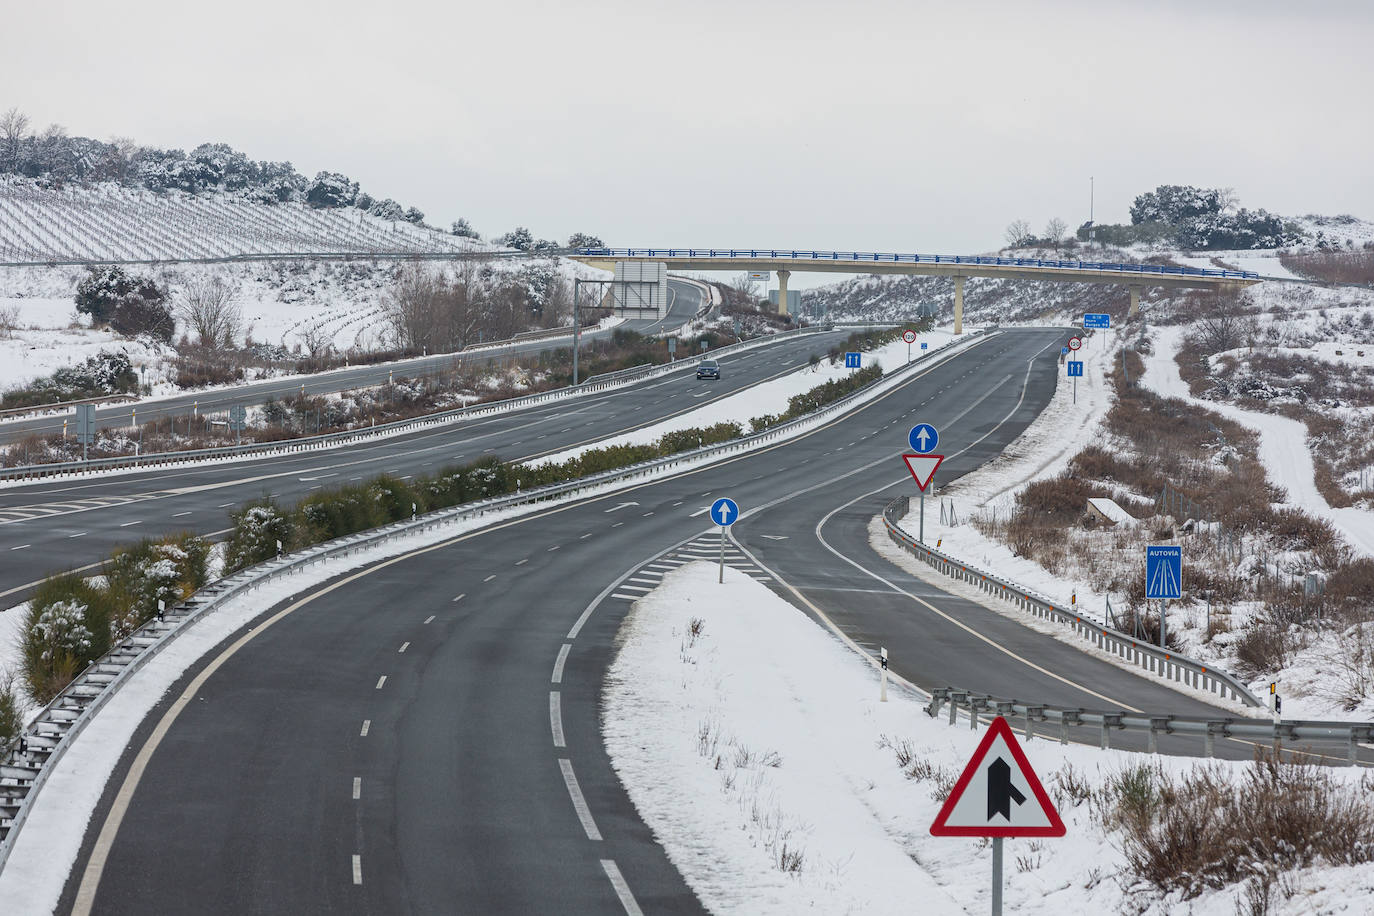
[537,328,962,465]
[604,561,1374,915]
[1142,326,1374,559]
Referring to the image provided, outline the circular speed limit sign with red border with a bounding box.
[902,330,917,344]
[1067,336,1082,351]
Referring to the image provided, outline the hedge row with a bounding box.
[224,420,747,573]
[20,534,208,703]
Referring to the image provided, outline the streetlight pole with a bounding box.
[572,278,581,385]
[1089,176,1095,248]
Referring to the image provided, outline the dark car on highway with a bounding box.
[696,359,720,380]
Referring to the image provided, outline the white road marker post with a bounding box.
[880,647,888,702]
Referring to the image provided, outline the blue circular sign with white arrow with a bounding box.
[710,497,740,527]
[908,423,939,454]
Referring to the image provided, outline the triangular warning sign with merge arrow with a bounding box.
[902,453,944,492]
[929,716,1065,838]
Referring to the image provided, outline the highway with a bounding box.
[64,326,1250,915]
[0,277,709,445]
[0,324,853,603]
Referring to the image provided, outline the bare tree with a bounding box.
[730,272,759,303]
[0,304,20,338]
[176,273,243,346]
[382,263,443,351]
[1044,217,1067,244]
[1004,219,1033,248]
[1193,290,1256,353]
[0,108,28,172]
[297,322,334,360]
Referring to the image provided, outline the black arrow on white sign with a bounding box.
[987,757,1026,822]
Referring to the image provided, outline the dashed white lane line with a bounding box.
[352,854,362,885]
[68,532,86,538]
[548,545,560,551]
[558,759,602,841]
[423,615,435,624]
[172,511,191,517]
[483,574,496,582]
[398,642,410,653]
[550,692,565,748]
[452,593,465,602]
[217,502,234,508]
[552,643,571,684]
[352,777,361,800]
[579,532,593,539]
[360,720,371,737]
[119,521,141,527]
[515,558,529,566]
[688,506,710,517]
[375,676,387,689]
[601,859,645,916]
[10,544,28,550]
[611,522,624,528]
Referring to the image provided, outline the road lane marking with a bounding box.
[601,860,645,916]
[68,532,86,538]
[611,521,624,527]
[550,691,565,747]
[172,511,191,517]
[515,558,528,566]
[689,506,710,517]
[558,758,602,841]
[398,642,409,653]
[580,532,593,539]
[424,615,435,624]
[352,777,361,800]
[547,545,560,551]
[452,593,465,602]
[375,676,387,689]
[10,544,28,550]
[552,643,571,683]
[119,521,142,527]
[483,574,496,582]
[360,720,370,737]
[352,854,362,885]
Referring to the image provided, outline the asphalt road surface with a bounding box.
[0,326,853,603]
[0,277,709,444]
[61,327,1324,915]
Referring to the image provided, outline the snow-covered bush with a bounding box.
[104,535,211,638]
[224,500,295,573]
[21,574,113,702]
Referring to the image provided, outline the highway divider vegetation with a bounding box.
[19,535,209,704]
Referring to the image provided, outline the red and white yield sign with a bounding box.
[930,716,1065,838]
[902,453,944,492]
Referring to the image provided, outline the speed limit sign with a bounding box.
[902,329,917,344]
[1068,336,1082,351]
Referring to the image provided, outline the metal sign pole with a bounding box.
[572,279,580,385]
[919,489,925,544]
[991,837,1004,916]
[718,524,726,584]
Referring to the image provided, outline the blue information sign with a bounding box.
[845,352,861,369]
[1145,546,1183,599]
[1083,313,1111,329]
[908,423,939,454]
[710,497,740,527]
[920,342,928,350]
[1067,360,1084,377]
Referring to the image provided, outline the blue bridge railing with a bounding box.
[577,248,1259,281]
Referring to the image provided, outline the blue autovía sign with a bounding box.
[1145,545,1183,599]
[1084,313,1110,329]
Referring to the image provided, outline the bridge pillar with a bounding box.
[776,269,790,316]
[1128,284,1142,319]
[953,275,965,335]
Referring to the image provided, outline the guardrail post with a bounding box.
[948,691,967,726]
[1204,720,1230,759]
[1060,709,1082,746]
[1147,716,1172,754]
[1348,726,1371,766]
[926,688,949,719]
[968,695,988,730]
[1023,705,1044,741]
[1100,713,1123,750]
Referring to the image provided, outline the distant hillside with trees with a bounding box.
[1077,184,1304,250]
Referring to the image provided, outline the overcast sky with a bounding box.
[8,0,1373,284]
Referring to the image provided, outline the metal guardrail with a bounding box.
[0,393,137,418]
[0,324,979,863]
[0,327,827,483]
[0,249,559,269]
[579,247,1261,281]
[880,496,1262,707]
[925,688,1374,765]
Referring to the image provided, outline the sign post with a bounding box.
[74,404,96,462]
[930,717,1066,916]
[710,497,740,583]
[904,424,942,544]
[228,404,247,446]
[1145,545,1183,648]
[667,337,677,361]
[902,328,917,363]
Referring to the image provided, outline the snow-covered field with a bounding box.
[605,561,1374,915]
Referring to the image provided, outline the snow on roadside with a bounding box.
[1141,325,1374,558]
[603,561,1374,915]
[537,328,963,466]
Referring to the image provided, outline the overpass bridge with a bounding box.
[571,248,1262,333]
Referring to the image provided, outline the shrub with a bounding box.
[224,499,295,573]
[1234,621,1290,676]
[0,676,22,749]
[22,573,115,703]
[105,534,210,638]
